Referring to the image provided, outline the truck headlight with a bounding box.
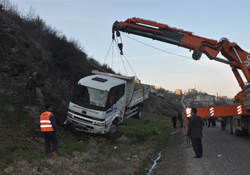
[94,121,105,126]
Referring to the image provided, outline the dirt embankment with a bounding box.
[2,134,155,175]
[1,88,183,175]
[2,127,192,175]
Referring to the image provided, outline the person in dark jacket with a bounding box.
[178,113,183,128]
[172,115,177,128]
[211,118,216,127]
[187,108,203,158]
[26,71,39,104]
[40,104,59,158]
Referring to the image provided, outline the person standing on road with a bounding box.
[172,114,177,128]
[203,118,207,126]
[187,108,203,158]
[40,104,59,158]
[178,113,183,128]
[211,118,216,127]
[26,71,39,104]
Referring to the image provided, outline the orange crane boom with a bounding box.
[112,17,250,103]
[112,17,250,135]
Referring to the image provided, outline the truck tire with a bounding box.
[134,105,143,119]
[232,119,241,136]
[227,117,233,134]
[107,120,119,137]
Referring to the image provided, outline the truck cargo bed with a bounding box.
[127,85,149,107]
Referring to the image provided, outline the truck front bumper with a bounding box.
[67,112,106,134]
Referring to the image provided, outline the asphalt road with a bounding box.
[187,121,250,175]
[153,121,250,175]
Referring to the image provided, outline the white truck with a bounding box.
[65,70,149,136]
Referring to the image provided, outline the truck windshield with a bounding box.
[71,84,108,111]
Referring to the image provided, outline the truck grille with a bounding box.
[72,121,94,130]
[73,115,92,124]
[68,109,104,121]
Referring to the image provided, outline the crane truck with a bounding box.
[65,70,149,136]
[112,17,250,136]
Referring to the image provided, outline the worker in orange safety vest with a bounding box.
[40,104,59,158]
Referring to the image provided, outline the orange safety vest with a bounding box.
[40,111,54,132]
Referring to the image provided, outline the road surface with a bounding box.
[152,121,250,175]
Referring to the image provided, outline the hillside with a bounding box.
[0,2,182,174]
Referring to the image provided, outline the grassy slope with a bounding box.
[0,7,181,174]
[0,92,176,174]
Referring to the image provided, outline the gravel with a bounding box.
[153,121,250,175]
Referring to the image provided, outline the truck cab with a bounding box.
[66,70,148,136]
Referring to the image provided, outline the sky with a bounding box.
[8,0,250,98]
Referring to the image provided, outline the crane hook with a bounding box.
[113,31,123,55]
[118,43,123,55]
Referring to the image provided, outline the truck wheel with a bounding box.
[232,119,241,136]
[134,105,143,119]
[107,120,119,137]
[227,117,233,134]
